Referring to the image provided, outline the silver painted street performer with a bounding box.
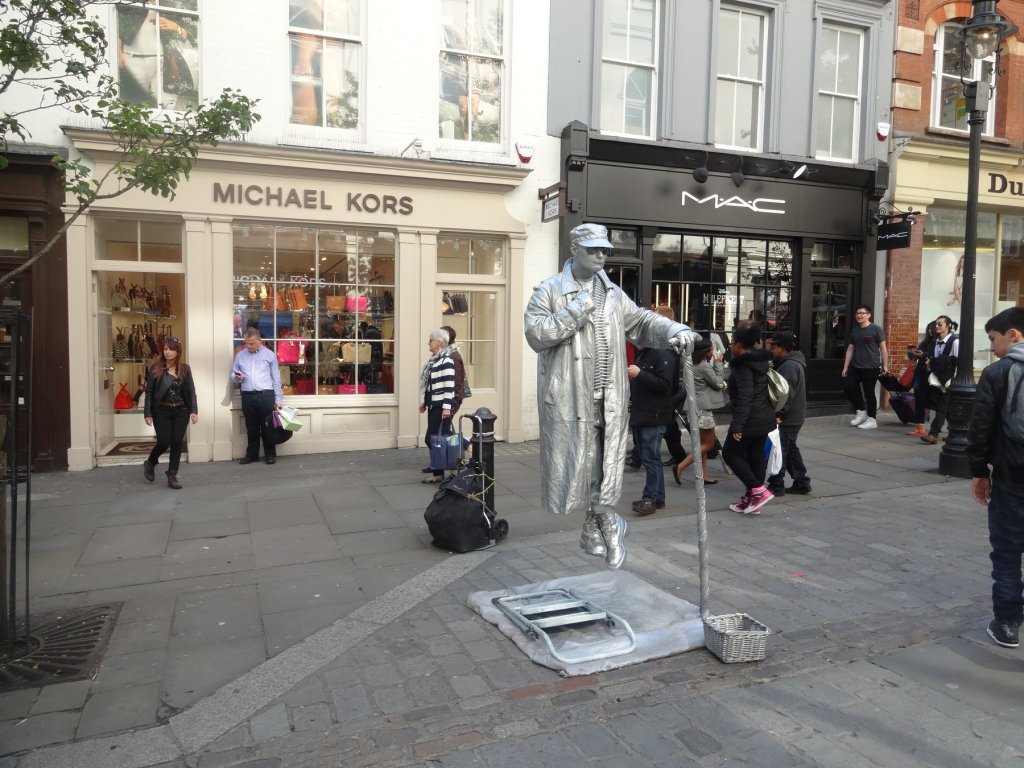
[525,223,698,569]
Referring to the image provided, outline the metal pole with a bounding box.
[470,407,497,513]
[939,68,990,478]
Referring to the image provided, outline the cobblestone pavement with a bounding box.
[4,413,1024,767]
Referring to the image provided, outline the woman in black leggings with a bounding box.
[143,337,198,489]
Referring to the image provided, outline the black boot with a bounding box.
[143,461,155,482]
[166,471,182,489]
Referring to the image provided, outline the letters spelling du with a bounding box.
[213,183,414,215]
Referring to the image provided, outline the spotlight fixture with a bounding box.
[730,156,745,187]
[692,151,709,184]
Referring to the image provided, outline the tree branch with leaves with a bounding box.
[0,0,260,288]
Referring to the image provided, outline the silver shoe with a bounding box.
[579,511,607,557]
[595,511,628,570]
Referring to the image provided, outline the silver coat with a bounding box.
[525,260,688,516]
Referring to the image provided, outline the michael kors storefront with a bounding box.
[560,131,887,401]
[63,130,529,471]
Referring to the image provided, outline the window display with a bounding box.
[232,225,395,396]
[117,0,200,111]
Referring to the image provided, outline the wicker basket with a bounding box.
[703,613,770,663]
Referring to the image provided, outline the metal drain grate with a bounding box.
[0,603,122,691]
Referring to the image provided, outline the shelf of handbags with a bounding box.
[112,319,176,364]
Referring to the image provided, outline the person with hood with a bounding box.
[525,223,697,569]
[966,307,1024,649]
[767,331,811,496]
[723,321,777,515]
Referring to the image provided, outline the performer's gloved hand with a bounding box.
[670,329,701,354]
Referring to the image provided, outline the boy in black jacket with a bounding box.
[628,345,677,516]
[966,307,1024,648]
[724,322,778,515]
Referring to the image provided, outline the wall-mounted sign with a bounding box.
[538,181,564,223]
[988,173,1024,198]
[876,220,912,251]
[212,183,414,215]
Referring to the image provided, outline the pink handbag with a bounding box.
[346,291,369,313]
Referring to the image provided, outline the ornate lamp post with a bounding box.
[940,0,1017,477]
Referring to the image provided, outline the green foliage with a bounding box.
[0,1,261,286]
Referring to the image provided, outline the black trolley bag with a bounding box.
[423,413,509,553]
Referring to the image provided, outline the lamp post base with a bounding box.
[938,380,976,478]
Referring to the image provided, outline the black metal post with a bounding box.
[939,70,989,478]
[470,407,497,513]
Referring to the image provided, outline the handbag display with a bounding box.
[338,383,367,395]
[263,289,286,312]
[276,335,306,365]
[326,295,346,313]
[113,383,135,410]
[346,290,369,313]
[341,341,371,364]
[287,287,308,311]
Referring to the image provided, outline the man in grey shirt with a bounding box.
[841,304,889,430]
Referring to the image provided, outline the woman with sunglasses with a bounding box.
[143,337,198,488]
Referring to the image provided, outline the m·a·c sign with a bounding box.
[876,220,912,251]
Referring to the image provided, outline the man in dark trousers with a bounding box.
[966,307,1024,648]
[767,332,811,496]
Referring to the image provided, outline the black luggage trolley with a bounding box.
[423,413,509,552]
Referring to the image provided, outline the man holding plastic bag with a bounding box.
[232,328,283,465]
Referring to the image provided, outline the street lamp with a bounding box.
[939,1,1017,478]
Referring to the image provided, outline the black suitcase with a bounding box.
[889,391,919,424]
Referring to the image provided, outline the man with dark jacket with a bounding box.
[724,321,778,515]
[966,307,1024,649]
[628,346,677,516]
[767,332,811,496]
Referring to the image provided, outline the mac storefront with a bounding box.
[559,137,885,401]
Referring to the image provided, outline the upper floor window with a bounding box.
[932,23,996,134]
[715,6,766,151]
[599,0,658,137]
[116,0,199,110]
[817,25,863,161]
[439,0,503,144]
[288,0,362,129]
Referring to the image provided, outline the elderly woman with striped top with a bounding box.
[419,327,456,482]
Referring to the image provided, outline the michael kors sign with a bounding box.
[212,183,414,215]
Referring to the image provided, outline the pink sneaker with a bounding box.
[744,488,775,515]
[729,493,752,513]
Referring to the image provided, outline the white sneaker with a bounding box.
[850,410,867,426]
[857,417,877,429]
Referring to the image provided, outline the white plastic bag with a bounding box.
[277,406,303,432]
[765,427,782,476]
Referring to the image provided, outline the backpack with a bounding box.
[1002,361,1024,443]
[766,366,790,413]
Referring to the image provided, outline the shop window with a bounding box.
[932,23,996,134]
[599,0,658,137]
[816,24,863,161]
[999,215,1024,305]
[810,242,858,270]
[715,5,766,151]
[116,0,199,110]
[0,217,28,262]
[233,225,395,396]
[288,0,362,129]
[436,289,496,389]
[437,236,504,276]
[439,0,504,143]
[96,219,182,262]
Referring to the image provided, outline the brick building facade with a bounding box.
[886,0,1024,372]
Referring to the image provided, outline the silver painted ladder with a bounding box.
[492,589,637,665]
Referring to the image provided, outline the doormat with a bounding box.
[107,440,175,456]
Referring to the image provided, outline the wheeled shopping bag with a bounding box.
[423,414,509,553]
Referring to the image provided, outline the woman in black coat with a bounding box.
[723,322,777,515]
[143,338,198,489]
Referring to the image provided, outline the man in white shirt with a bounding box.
[232,329,283,464]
